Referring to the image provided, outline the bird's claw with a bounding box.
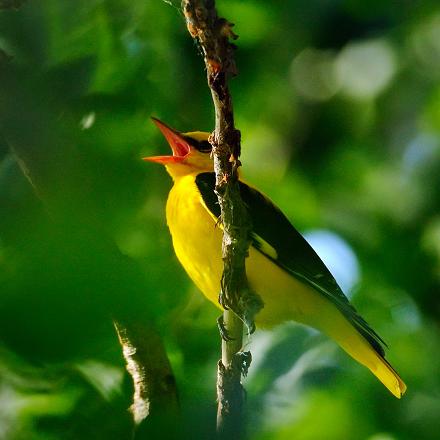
[218,290,228,310]
[217,315,234,341]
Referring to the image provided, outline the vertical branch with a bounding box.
[181,1,263,437]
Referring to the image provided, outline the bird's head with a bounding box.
[144,118,214,178]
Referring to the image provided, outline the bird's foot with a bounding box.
[217,315,234,341]
[219,287,264,335]
[241,291,264,335]
[218,289,230,310]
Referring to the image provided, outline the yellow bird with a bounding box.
[144,118,406,398]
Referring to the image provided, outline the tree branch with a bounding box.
[114,321,178,427]
[0,64,179,434]
[181,1,263,437]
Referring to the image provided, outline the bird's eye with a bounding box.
[197,140,212,153]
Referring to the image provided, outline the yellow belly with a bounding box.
[166,174,345,329]
[165,173,406,398]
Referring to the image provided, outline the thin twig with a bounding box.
[181,1,263,437]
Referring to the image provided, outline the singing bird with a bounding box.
[144,118,406,398]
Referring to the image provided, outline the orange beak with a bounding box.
[143,118,191,164]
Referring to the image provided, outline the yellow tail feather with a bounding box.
[329,323,407,398]
[166,178,406,397]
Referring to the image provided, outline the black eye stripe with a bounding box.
[182,136,212,153]
[197,140,212,152]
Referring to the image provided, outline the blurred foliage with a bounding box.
[0,0,440,439]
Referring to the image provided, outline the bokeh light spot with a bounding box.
[290,48,340,102]
[335,39,397,100]
[303,229,360,296]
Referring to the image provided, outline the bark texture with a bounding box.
[182,1,263,437]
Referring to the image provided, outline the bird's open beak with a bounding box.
[143,117,191,164]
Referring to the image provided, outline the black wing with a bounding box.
[195,172,386,356]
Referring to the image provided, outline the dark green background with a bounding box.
[1,1,439,439]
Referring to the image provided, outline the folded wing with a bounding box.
[195,172,386,357]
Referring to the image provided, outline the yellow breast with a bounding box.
[166,174,224,305]
[166,174,328,328]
